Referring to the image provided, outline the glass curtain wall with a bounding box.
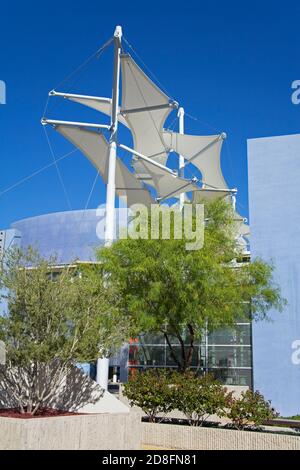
[128,322,252,386]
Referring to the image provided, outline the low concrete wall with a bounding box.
[142,422,300,450]
[0,413,140,450]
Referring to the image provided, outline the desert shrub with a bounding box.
[0,249,130,415]
[226,390,278,429]
[123,369,175,422]
[172,372,231,426]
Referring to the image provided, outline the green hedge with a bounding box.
[123,370,277,428]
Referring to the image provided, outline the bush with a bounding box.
[124,370,277,431]
[123,369,175,422]
[173,372,231,426]
[226,390,278,429]
[0,248,129,415]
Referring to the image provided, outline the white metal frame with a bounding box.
[120,101,178,115]
[49,90,112,104]
[41,118,110,130]
[119,143,177,175]
[178,107,185,210]
[104,26,122,248]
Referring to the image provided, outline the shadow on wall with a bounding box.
[0,365,104,412]
[55,367,104,412]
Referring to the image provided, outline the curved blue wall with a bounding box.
[11,209,104,263]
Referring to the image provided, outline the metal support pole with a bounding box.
[96,25,122,391]
[104,25,122,248]
[119,144,177,175]
[231,192,236,211]
[41,118,110,130]
[49,90,112,104]
[178,107,185,210]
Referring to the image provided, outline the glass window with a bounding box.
[209,368,252,387]
[166,332,203,346]
[129,344,165,366]
[208,346,252,368]
[166,346,204,368]
[138,333,165,345]
[126,322,253,387]
[208,324,251,345]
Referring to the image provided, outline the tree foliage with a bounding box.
[0,248,130,414]
[226,390,278,429]
[97,199,286,371]
[123,369,277,429]
[173,372,231,426]
[123,369,175,422]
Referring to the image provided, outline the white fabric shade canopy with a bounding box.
[65,55,174,190]
[163,131,228,190]
[135,156,199,200]
[66,95,130,129]
[54,124,153,207]
[121,54,174,186]
[48,55,233,205]
[234,211,250,238]
[192,188,231,203]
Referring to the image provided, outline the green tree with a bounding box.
[97,199,285,372]
[0,248,130,415]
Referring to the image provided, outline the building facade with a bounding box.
[248,133,300,416]
[0,208,253,387]
[128,324,252,386]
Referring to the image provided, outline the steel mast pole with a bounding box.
[96,25,122,390]
[105,25,122,247]
[231,192,236,211]
[178,107,185,210]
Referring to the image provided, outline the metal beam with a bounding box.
[41,118,110,130]
[49,90,111,103]
[200,187,236,193]
[120,101,178,115]
[119,143,177,176]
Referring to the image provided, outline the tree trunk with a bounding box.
[163,325,196,373]
[174,331,186,371]
[185,323,195,370]
[163,332,181,369]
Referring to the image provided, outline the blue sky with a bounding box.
[0,0,299,228]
